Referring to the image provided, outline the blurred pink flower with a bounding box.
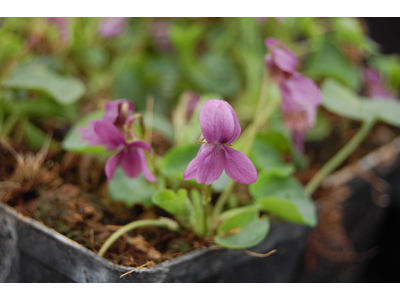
[364,67,397,100]
[265,38,298,84]
[79,100,155,182]
[99,17,127,38]
[265,38,322,153]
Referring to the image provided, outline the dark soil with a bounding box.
[0,136,212,268]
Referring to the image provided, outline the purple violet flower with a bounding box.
[265,38,298,84]
[363,67,397,100]
[79,100,156,182]
[183,99,257,185]
[99,17,127,38]
[280,72,322,132]
[280,73,322,153]
[80,99,134,146]
[265,38,322,153]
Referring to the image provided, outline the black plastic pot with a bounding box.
[298,137,400,283]
[0,201,309,283]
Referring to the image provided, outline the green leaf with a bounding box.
[12,97,76,120]
[362,99,400,127]
[321,79,372,121]
[191,54,242,97]
[112,69,143,110]
[0,30,25,64]
[257,130,292,154]
[5,62,85,105]
[307,40,361,90]
[332,18,364,46]
[250,172,317,227]
[189,189,205,236]
[152,189,193,218]
[215,209,270,249]
[322,79,400,128]
[250,136,294,176]
[25,121,60,151]
[108,167,155,208]
[257,128,309,170]
[162,144,199,178]
[170,23,204,55]
[61,110,109,155]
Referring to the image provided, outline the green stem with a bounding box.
[304,119,375,196]
[212,180,235,220]
[98,217,180,257]
[202,185,212,235]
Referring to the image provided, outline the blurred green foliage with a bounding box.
[1,16,399,219]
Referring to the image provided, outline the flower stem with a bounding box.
[212,180,235,220]
[212,73,280,219]
[202,184,212,235]
[304,119,375,196]
[98,217,180,257]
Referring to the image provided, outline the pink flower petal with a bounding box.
[265,54,286,84]
[199,99,239,144]
[280,73,322,107]
[128,140,153,153]
[93,120,125,150]
[79,120,103,146]
[225,101,241,144]
[103,100,134,124]
[223,146,258,185]
[195,145,226,185]
[183,144,218,182]
[272,47,298,74]
[99,17,127,38]
[138,148,157,182]
[265,38,298,74]
[364,68,397,99]
[120,147,142,178]
[105,152,122,181]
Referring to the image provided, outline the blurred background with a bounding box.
[1,17,400,282]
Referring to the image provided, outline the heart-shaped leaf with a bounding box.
[215,209,270,249]
[108,167,155,208]
[362,99,400,127]
[322,79,371,121]
[322,79,400,128]
[250,136,294,176]
[5,62,85,105]
[307,40,361,90]
[152,189,193,218]
[250,172,317,227]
